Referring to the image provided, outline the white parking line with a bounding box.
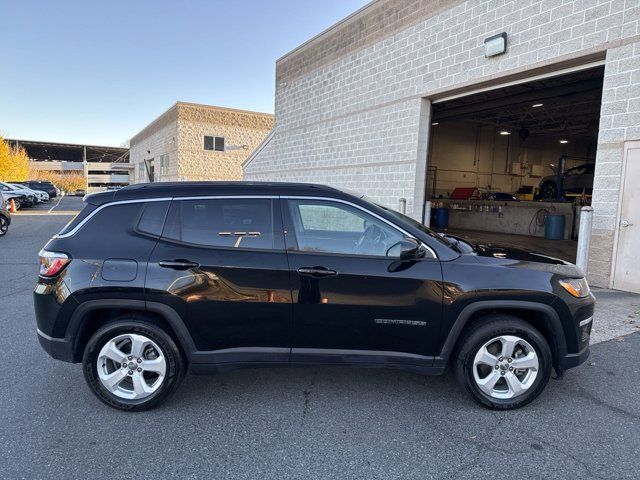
[48,195,64,213]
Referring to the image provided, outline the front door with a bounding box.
[146,196,292,362]
[613,142,640,293]
[282,198,443,366]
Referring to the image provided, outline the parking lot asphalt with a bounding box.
[13,194,84,215]
[0,215,638,480]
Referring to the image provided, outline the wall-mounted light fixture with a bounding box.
[484,32,507,58]
[431,122,439,126]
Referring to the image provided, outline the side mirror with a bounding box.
[398,237,424,260]
[386,237,427,259]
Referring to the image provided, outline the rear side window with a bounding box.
[135,201,170,237]
[162,198,275,250]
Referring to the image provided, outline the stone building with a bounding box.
[244,0,640,293]
[130,102,274,183]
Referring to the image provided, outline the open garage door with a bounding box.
[425,65,605,263]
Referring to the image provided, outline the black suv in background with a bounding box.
[21,180,58,198]
[34,182,594,411]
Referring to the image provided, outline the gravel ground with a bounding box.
[0,214,638,480]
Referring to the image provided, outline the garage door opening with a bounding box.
[426,65,604,262]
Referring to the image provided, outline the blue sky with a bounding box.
[0,0,370,146]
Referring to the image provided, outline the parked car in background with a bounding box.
[0,191,10,236]
[9,183,49,202]
[0,182,35,207]
[35,182,594,411]
[21,180,58,198]
[538,162,595,199]
[73,188,87,196]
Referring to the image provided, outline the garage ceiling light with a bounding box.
[532,103,544,107]
[432,122,439,126]
[559,139,569,144]
[499,130,511,135]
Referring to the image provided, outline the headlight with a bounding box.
[559,278,590,298]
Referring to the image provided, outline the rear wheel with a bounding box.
[82,318,185,411]
[454,316,552,410]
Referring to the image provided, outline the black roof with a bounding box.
[86,181,346,206]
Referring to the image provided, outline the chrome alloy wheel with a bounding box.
[472,335,539,400]
[96,333,167,400]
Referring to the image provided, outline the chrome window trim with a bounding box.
[54,195,278,239]
[53,193,438,259]
[54,197,173,239]
[281,195,438,259]
[173,195,278,201]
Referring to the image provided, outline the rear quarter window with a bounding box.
[57,203,98,236]
[135,201,170,237]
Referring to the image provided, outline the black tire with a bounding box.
[0,216,8,237]
[82,317,186,411]
[454,315,552,410]
[539,182,557,199]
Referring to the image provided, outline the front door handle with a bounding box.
[158,259,200,270]
[297,266,338,278]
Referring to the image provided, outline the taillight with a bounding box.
[39,249,70,277]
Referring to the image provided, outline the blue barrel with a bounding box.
[545,214,565,240]
[434,207,449,228]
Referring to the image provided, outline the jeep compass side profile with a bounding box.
[34,182,594,411]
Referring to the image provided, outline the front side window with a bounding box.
[286,199,404,257]
[162,198,275,250]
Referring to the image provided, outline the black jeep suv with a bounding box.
[34,182,594,411]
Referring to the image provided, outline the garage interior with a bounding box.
[426,65,605,261]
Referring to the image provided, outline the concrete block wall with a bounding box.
[130,106,180,182]
[245,0,640,287]
[589,40,640,287]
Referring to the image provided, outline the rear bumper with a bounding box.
[37,329,75,362]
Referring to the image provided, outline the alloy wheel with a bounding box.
[472,335,539,400]
[96,333,167,400]
[0,217,7,236]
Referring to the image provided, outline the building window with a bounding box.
[160,154,169,176]
[204,136,225,152]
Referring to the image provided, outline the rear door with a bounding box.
[146,196,292,363]
[282,197,443,366]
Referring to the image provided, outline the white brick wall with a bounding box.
[245,0,640,286]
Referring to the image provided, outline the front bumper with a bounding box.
[37,329,75,362]
[557,315,593,373]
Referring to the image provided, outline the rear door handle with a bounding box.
[297,267,338,278]
[158,259,200,270]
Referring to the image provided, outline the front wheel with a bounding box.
[82,319,185,411]
[0,216,8,236]
[454,316,552,410]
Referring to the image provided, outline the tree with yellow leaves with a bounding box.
[0,137,29,181]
